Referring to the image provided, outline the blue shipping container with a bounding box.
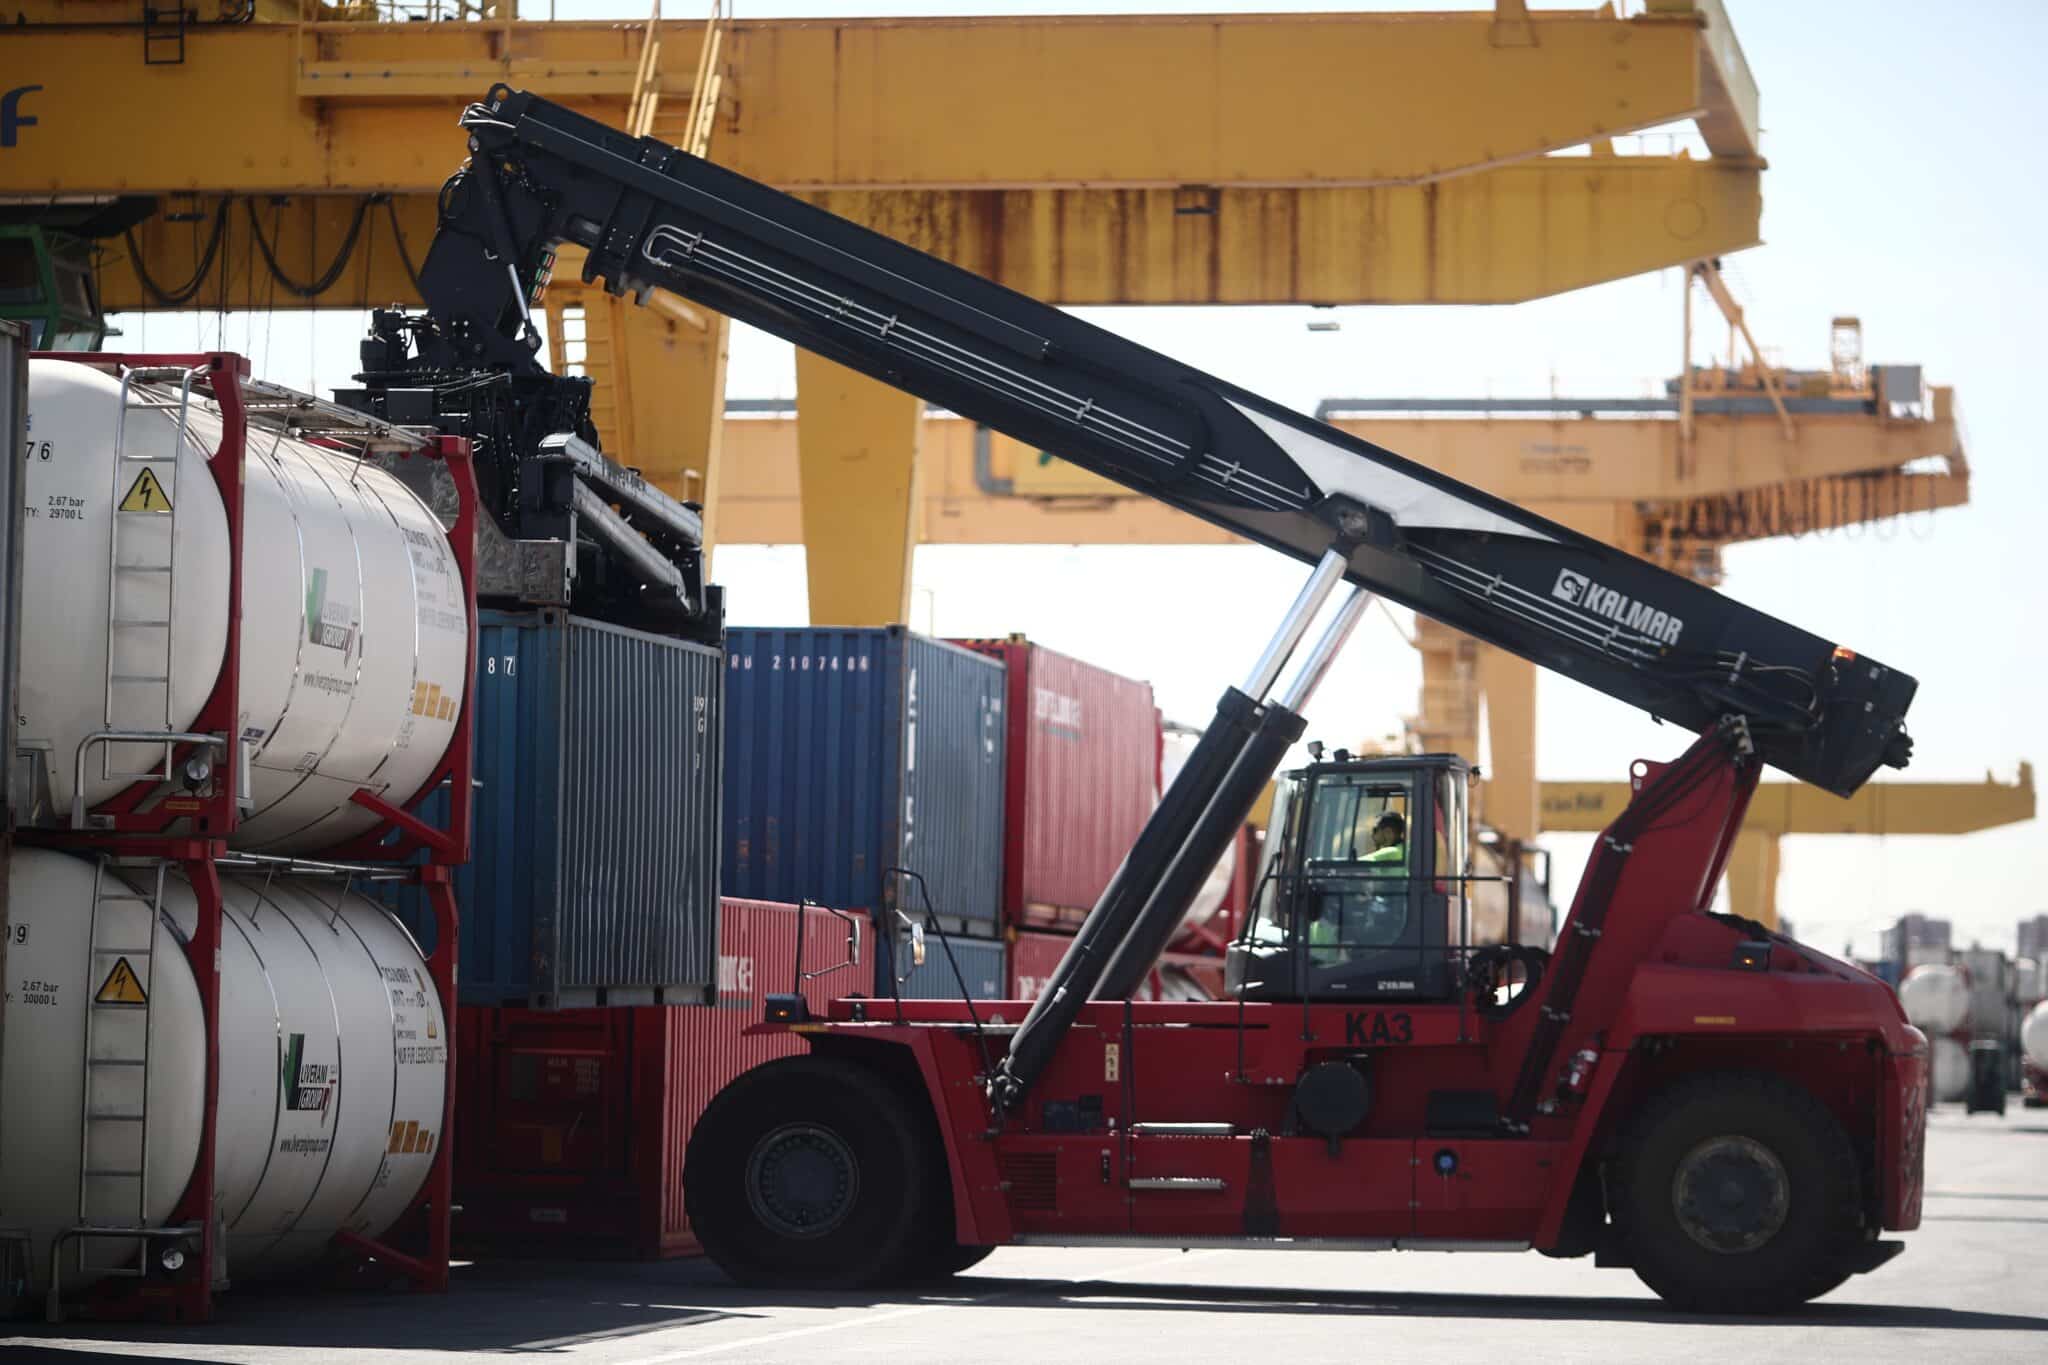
[390,610,723,1008]
[722,627,1005,930]
[875,931,1008,1001]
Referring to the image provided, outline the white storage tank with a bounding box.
[19,360,468,853]
[2023,1001,2048,1074]
[1930,1035,1970,1105]
[0,848,447,1297]
[1898,963,1971,1036]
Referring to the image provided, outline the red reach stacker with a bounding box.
[383,88,1931,1313]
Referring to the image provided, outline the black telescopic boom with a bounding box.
[418,88,1916,798]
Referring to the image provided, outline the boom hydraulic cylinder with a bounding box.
[1096,588,1372,999]
[988,552,1351,1109]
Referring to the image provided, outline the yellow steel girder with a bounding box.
[1539,765,2037,837]
[4,10,1746,193]
[707,403,1961,551]
[1543,764,2035,932]
[91,153,1761,312]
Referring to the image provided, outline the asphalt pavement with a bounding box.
[7,1106,2044,1364]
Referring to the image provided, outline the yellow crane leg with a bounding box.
[1722,828,1782,932]
[543,252,731,549]
[617,305,731,545]
[1478,646,1539,843]
[793,353,923,626]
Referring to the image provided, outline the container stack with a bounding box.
[451,897,869,1258]
[722,626,1009,1001]
[386,609,725,1008]
[949,638,1163,1005]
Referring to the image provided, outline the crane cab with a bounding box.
[1226,752,1471,1003]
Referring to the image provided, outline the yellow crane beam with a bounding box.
[1542,766,2035,932]
[91,153,1761,312]
[708,394,1963,555]
[8,8,1748,192]
[1541,765,2038,837]
[14,6,1767,311]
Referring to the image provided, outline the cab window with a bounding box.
[1302,774,1412,875]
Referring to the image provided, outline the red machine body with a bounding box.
[782,733,1927,1257]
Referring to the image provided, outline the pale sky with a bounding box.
[113,1,2048,957]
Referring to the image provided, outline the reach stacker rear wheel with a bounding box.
[685,1056,939,1288]
[1612,1071,1863,1313]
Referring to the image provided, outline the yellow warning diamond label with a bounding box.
[96,956,149,1005]
[118,468,173,514]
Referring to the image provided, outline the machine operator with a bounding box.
[1362,811,1406,871]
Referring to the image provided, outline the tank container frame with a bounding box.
[13,352,481,1323]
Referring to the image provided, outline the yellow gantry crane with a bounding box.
[1539,765,2036,932]
[4,0,1768,622]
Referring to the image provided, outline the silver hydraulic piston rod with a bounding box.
[1242,548,1351,699]
[1094,587,1372,999]
[988,549,1352,1111]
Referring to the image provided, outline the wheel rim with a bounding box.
[745,1122,861,1240]
[1672,1135,1791,1254]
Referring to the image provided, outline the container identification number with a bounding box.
[731,654,870,672]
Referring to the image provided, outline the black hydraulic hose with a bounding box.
[121,199,231,308]
[245,196,375,299]
[1095,700,1308,999]
[990,686,1261,1110]
[385,196,426,295]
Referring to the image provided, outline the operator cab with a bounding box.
[1226,752,1470,1003]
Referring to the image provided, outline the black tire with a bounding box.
[684,1056,938,1289]
[1611,1071,1864,1314]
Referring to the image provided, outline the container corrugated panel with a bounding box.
[389,609,722,1007]
[452,898,870,1257]
[876,931,1007,1001]
[723,627,1005,929]
[954,639,1157,930]
[1009,929,1073,1001]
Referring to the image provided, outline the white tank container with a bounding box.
[1898,963,1971,1035]
[2023,1001,2048,1072]
[1930,1035,1970,1105]
[0,848,447,1295]
[20,361,468,853]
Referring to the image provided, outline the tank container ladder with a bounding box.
[101,368,196,789]
[72,857,168,1276]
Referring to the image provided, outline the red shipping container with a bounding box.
[1009,928,1072,1001]
[955,637,1157,929]
[452,898,871,1258]
[1011,929,1196,1002]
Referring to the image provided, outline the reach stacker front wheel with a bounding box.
[1612,1071,1864,1313]
[685,1057,939,1288]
